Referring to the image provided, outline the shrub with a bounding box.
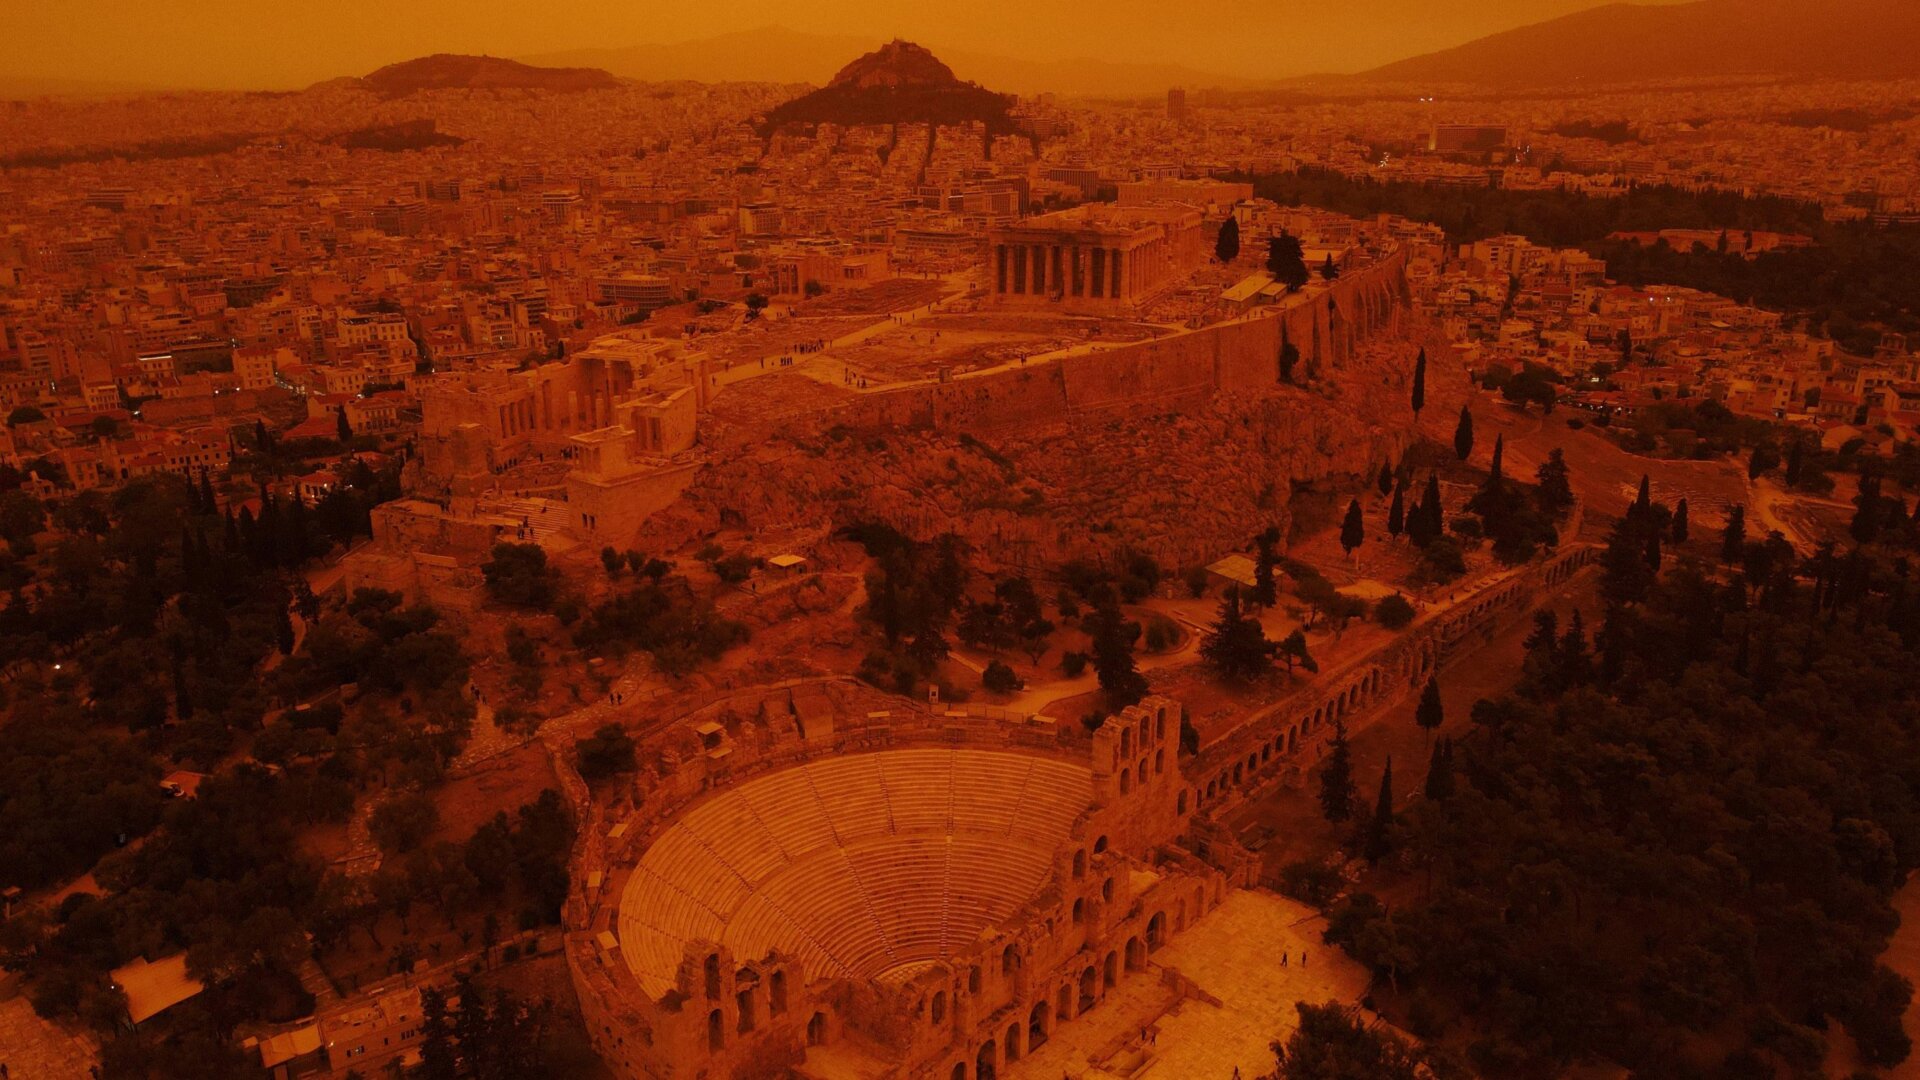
[982,661,1023,694]
[575,724,637,780]
[1375,594,1416,630]
[1143,615,1179,653]
[1060,651,1089,677]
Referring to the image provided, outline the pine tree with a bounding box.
[1414,676,1442,746]
[1319,719,1355,824]
[1410,348,1427,415]
[1722,504,1747,564]
[1215,216,1240,263]
[1453,405,1474,460]
[1201,586,1272,681]
[1671,498,1690,544]
[1535,448,1574,522]
[1423,738,1455,801]
[1340,499,1365,558]
[1363,756,1394,863]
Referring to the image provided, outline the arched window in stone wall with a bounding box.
[1072,850,1086,878]
[932,991,948,1024]
[1119,768,1131,795]
[770,970,787,1015]
[704,954,721,1000]
[1103,877,1115,903]
[708,1009,725,1051]
[1094,835,1109,854]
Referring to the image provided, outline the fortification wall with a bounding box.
[760,248,1408,443]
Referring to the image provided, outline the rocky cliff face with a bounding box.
[642,326,1450,571]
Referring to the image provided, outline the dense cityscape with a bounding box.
[5,3,1920,1078]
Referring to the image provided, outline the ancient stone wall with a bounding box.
[1184,544,1600,825]
[565,694,1227,1080]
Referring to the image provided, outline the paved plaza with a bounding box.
[1009,889,1371,1080]
[0,994,99,1080]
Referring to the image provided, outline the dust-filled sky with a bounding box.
[1,0,1693,90]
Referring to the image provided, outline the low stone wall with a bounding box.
[1184,544,1600,823]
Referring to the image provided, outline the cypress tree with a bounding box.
[1410,348,1427,415]
[1722,504,1747,564]
[336,408,354,443]
[1340,499,1365,558]
[1453,405,1474,460]
[1363,756,1395,863]
[1215,215,1240,263]
[1387,484,1405,538]
[1632,475,1652,519]
[1377,463,1394,497]
[1672,498,1690,544]
[1424,738,1455,801]
[1319,719,1355,824]
[1414,676,1443,746]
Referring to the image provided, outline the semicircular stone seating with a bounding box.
[617,748,1094,999]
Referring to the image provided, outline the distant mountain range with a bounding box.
[339,54,621,95]
[522,26,1259,98]
[1359,0,1920,87]
[758,40,1016,133]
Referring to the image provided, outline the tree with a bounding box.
[1320,253,1340,280]
[335,408,353,444]
[1386,483,1405,539]
[1252,527,1280,607]
[1527,449,1571,524]
[1201,586,1271,681]
[1267,232,1309,291]
[1086,597,1148,709]
[369,792,440,856]
[1423,737,1455,801]
[1278,628,1317,676]
[575,724,636,780]
[1723,504,1747,564]
[1375,594,1415,630]
[417,986,457,1080]
[1363,756,1394,862]
[1672,498,1690,544]
[981,660,1022,694]
[481,542,555,609]
[1319,721,1355,823]
[1410,348,1427,415]
[1632,474,1652,520]
[1272,1001,1431,1080]
[1215,215,1240,263]
[1279,341,1300,384]
[1749,443,1780,479]
[1377,463,1394,497]
[6,405,46,427]
[1453,405,1474,460]
[1339,499,1365,559]
[1786,440,1806,487]
[1414,677,1442,746]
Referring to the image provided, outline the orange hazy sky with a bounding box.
[0,0,1691,89]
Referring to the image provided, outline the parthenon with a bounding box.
[987,204,1206,313]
